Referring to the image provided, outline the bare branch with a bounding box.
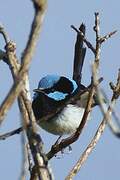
[65,98,115,180]
[107,115,120,138]
[100,30,117,44]
[110,69,120,99]
[0,127,23,140]
[0,49,7,61]
[0,0,46,124]
[0,25,10,43]
[94,12,100,67]
[0,78,103,141]
[0,1,54,179]
[46,14,106,161]
[66,68,120,179]
[71,25,96,54]
[26,144,33,176]
[46,83,95,160]
[20,134,28,180]
[100,90,120,137]
[65,12,118,180]
[0,7,118,179]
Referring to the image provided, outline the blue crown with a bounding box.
[38,75,60,89]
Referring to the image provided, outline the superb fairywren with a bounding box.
[32,75,97,135]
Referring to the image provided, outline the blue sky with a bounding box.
[0,1,120,180]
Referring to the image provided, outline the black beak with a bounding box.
[33,88,43,93]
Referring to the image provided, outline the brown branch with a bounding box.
[0,9,118,179]
[0,127,23,140]
[65,97,115,180]
[108,113,120,138]
[0,49,8,62]
[66,68,120,179]
[94,12,100,68]
[26,144,33,177]
[0,78,103,141]
[110,69,120,99]
[0,25,10,43]
[46,83,95,160]
[100,30,117,44]
[106,69,120,137]
[0,1,53,180]
[65,12,118,180]
[0,0,46,125]
[0,90,89,141]
[46,13,108,161]
[20,132,27,180]
[99,90,120,137]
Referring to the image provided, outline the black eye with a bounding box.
[51,88,55,92]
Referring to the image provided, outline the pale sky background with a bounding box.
[0,1,120,180]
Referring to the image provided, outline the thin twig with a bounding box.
[66,12,118,180]
[0,127,23,140]
[66,13,101,179]
[0,78,103,141]
[27,144,33,175]
[100,89,120,137]
[20,133,27,180]
[94,12,100,68]
[46,83,95,160]
[0,25,10,43]
[100,30,117,44]
[0,1,53,179]
[65,98,115,180]
[71,25,96,54]
[0,49,7,62]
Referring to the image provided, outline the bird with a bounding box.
[32,74,98,136]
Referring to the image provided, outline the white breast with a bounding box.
[39,104,90,135]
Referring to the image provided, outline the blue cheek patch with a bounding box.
[48,91,68,101]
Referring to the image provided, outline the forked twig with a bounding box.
[71,25,96,54]
[0,0,46,125]
[65,12,118,180]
